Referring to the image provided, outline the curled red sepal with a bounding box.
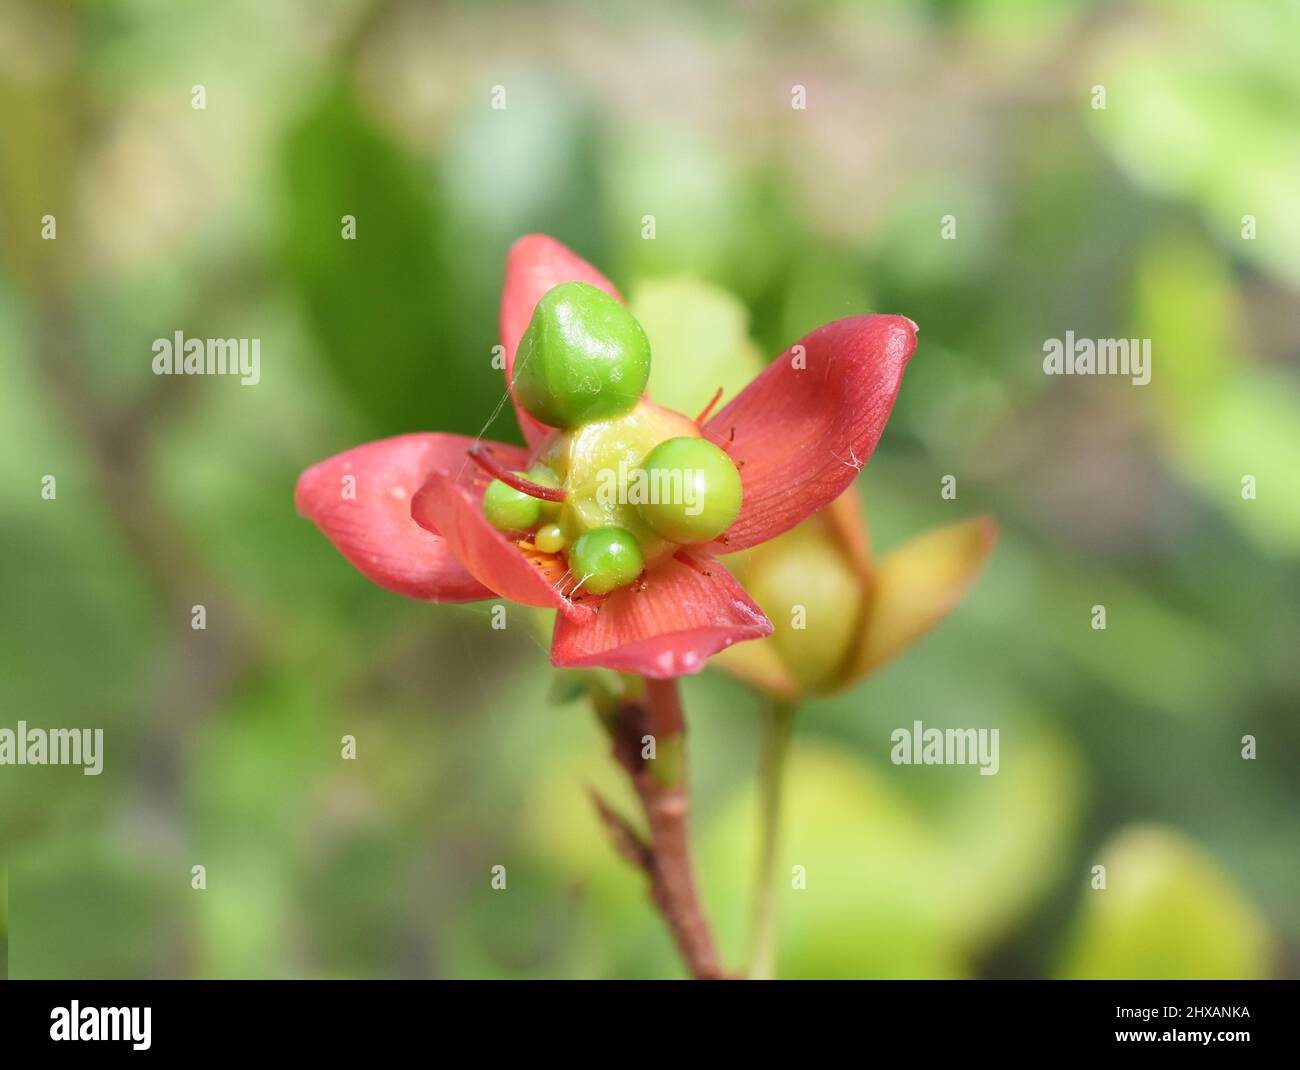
[466,445,566,502]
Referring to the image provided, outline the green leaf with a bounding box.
[280,84,506,440]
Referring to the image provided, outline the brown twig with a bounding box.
[594,677,729,980]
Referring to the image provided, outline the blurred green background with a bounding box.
[1,0,1297,979]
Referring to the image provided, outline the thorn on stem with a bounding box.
[588,787,653,873]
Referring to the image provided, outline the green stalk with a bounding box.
[746,700,796,980]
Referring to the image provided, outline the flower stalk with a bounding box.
[746,700,796,980]
[594,677,727,979]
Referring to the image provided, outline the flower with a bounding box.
[712,488,997,697]
[295,235,917,677]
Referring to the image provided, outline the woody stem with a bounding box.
[602,677,727,979]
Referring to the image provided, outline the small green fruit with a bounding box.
[482,474,542,532]
[535,523,567,554]
[526,464,563,521]
[569,526,645,595]
[635,436,743,543]
[514,282,651,429]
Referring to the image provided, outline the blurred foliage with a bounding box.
[633,276,764,416]
[0,0,1296,979]
[1058,826,1272,980]
[281,84,466,438]
[1,863,7,979]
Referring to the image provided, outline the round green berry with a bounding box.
[535,523,566,554]
[635,436,743,543]
[514,281,651,429]
[569,526,644,595]
[482,473,542,533]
